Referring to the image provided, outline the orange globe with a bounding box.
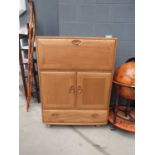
[114,58,135,100]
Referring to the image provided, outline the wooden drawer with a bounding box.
[42,110,108,125]
[36,37,117,71]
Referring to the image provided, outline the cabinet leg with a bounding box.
[46,124,52,127]
[109,124,117,131]
[95,125,102,127]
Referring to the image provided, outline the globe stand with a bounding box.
[109,81,135,132]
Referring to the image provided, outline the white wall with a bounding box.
[19,0,26,15]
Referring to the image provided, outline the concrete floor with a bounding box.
[19,94,135,155]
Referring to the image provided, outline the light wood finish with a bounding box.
[77,72,112,110]
[40,71,75,109]
[20,1,41,112]
[36,37,117,125]
[37,37,116,71]
[43,110,108,124]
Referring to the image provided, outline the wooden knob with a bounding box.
[77,86,83,94]
[69,85,75,93]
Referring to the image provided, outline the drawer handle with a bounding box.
[92,114,99,118]
[69,85,75,94]
[72,40,81,46]
[51,113,59,117]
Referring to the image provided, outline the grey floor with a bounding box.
[19,93,135,155]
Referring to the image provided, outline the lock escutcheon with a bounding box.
[72,40,81,46]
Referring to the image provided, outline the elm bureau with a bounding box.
[36,37,117,125]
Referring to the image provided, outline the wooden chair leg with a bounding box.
[26,96,30,112]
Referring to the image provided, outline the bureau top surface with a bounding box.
[36,36,117,71]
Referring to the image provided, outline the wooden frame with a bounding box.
[36,36,117,125]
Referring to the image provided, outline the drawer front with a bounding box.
[43,110,108,124]
[37,37,117,70]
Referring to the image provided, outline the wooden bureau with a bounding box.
[36,36,117,125]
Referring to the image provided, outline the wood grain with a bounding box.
[36,37,117,71]
[77,72,112,110]
[40,71,76,109]
[36,37,117,125]
[43,110,108,124]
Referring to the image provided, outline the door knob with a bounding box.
[69,85,75,93]
[77,85,83,94]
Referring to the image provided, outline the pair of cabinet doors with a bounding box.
[40,71,112,110]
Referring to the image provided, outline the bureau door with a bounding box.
[37,37,117,71]
[77,72,112,110]
[40,72,76,109]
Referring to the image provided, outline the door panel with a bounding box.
[77,72,112,110]
[40,71,75,109]
[37,37,116,70]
